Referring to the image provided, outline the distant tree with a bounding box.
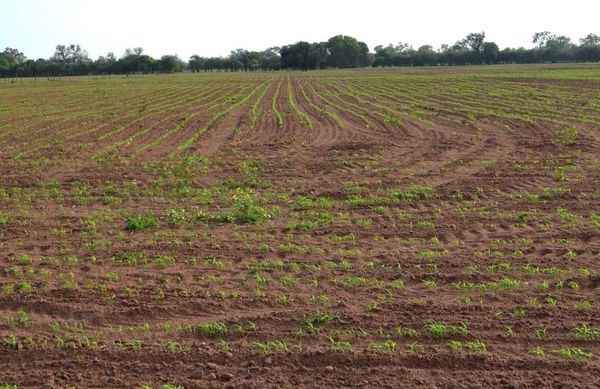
[281,41,314,69]
[482,42,500,64]
[204,57,224,71]
[413,45,437,66]
[580,33,600,46]
[546,35,573,49]
[531,33,575,61]
[373,42,414,66]
[3,30,600,78]
[0,57,9,74]
[358,41,373,66]
[450,40,468,52]
[1,47,27,67]
[53,44,90,65]
[230,49,267,71]
[575,34,600,62]
[462,32,486,52]
[188,55,205,72]
[532,31,552,47]
[229,48,246,70]
[260,47,281,70]
[95,52,117,74]
[159,55,183,73]
[49,44,90,74]
[119,48,157,73]
[373,45,392,66]
[309,42,329,68]
[280,41,329,70]
[327,35,370,68]
[395,42,411,53]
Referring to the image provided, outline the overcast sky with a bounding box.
[1,0,599,60]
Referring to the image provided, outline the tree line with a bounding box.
[373,32,600,67]
[1,32,599,77]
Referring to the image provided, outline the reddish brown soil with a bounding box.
[0,69,599,388]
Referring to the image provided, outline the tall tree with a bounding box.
[462,32,486,52]
[260,47,281,70]
[482,42,499,64]
[532,31,552,47]
[188,55,205,72]
[53,44,89,64]
[159,55,184,73]
[280,41,314,69]
[0,57,9,73]
[1,47,27,67]
[327,35,370,68]
[580,33,600,46]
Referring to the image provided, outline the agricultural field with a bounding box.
[0,64,599,388]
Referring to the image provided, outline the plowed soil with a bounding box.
[1,65,599,388]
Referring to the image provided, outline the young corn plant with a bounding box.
[371,339,396,353]
[448,340,463,353]
[254,340,289,353]
[304,311,337,334]
[529,347,545,358]
[573,325,600,341]
[194,322,228,337]
[328,336,353,352]
[466,340,487,353]
[552,348,593,360]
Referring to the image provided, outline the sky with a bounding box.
[1,0,599,60]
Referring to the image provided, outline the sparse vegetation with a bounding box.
[1,64,599,387]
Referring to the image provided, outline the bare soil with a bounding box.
[0,70,599,388]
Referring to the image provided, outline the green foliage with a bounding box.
[541,187,570,200]
[0,213,10,225]
[209,189,272,225]
[113,251,146,266]
[427,322,468,338]
[466,340,487,353]
[555,127,578,146]
[529,347,545,358]
[194,322,228,337]
[557,207,581,224]
[254,340,289,353]
[5,309,30,327]
[573,325,600,341]
[293,196,314,210]
[326,35,372,68]
[371,339,396,353]
[392,185,435,202]
[126,215,159,231]
[304,311,338,334]
[552,348,593,360]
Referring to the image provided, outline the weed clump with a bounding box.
[126,215,159,231]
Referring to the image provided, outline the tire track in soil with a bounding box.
[303,80,391,149]
[237,78,280,147]
[3,71,600,389]
[181,83,271,158]
[293,78,344,150]
[95,85,245,159]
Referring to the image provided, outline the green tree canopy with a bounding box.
[327,35,371,68]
